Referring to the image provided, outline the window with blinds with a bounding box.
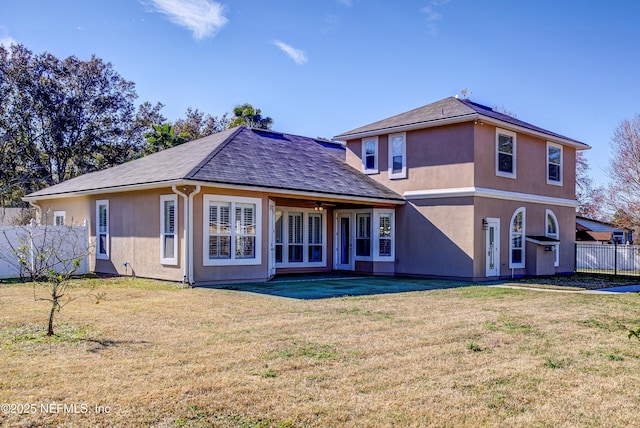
[161,195,178,264]
[203,195,261,266]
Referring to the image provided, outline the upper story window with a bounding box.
[362,137,378,174]
[388,132,406,179]
[496,128,517,179]
[203,195,262,266]
[96,200,109,260]
[545,209,560,267]
[54,211,66,226]
[509,207,525,269]
[547,142,563,185]
[160,194,178,265]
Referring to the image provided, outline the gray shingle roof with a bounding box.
[26,126,403,203]
[335,97,587,147]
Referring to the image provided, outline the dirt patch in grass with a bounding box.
[515,273,640,290]
[1,278,640,426]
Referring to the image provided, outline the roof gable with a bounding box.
[335,96,588,148]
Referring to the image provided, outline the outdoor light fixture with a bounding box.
[482,218,488,230]
[314,202,324,211]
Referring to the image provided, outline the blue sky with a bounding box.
[1,0,639,186]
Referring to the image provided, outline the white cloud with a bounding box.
[421,6,442,22]
[146,0,228,40]
[0,26,16,48]
[272,40,307,65]
[0,36,16,48]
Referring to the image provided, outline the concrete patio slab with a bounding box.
[203,274,472,300]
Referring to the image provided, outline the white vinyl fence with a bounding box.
[0,220,89,279]
[576,243,640,275]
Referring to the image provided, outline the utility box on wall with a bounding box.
[525,236,558,276]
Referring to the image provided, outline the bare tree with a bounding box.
[606,113,640,234]
[1,218,99,336]
[576,151,606,220]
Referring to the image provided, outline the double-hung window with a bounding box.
[496,128,516,178]
[204,195,261,266]
[547,142,563,185]
[288,212,304,262]
[54,211,66,226]
[160,195,178,265]
[509,207,525,269]
[96,200,109,260]
[374,210,394,260]
[388,132,406,179]
[275,208,326,267]
[362,137,378,174]
[355,212,371,258]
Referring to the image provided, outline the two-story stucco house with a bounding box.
[335,97,590,279]
[23,97,589,284]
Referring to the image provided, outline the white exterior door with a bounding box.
[485,218,500,277]
[334,211,354,270]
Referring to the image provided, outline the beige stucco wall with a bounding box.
[474,123,577,199]
[394,197,475,278]
[345,123,476,194]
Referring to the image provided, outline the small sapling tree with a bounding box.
[1,217,99,336]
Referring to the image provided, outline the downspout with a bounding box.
[171,184,201,287]
[188,185,201,286]
[28,201,42,225]
[172,185,190,286]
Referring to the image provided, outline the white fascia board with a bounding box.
[23,180,184,201]
[478,115,591,150]
[24,178,405,207]
[333,114,478,141]
[525,237,560,245]
[404,187,578,208]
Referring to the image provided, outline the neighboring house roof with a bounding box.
[334,97,590,149]
[575,216,624,233]
[583,231,614,242]
[25,126,403,204]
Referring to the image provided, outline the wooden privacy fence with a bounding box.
[576,242,640,276]
[0,220,89,279]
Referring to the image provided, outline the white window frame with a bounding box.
[546,141,563,186]
[373,209,395,261]
[275,207,326,268]
[355,210,372,261]
[496,128,517,179]
[509,207,525,269]
[388,132,407,179]
[53,210,66,226]
[545,209,560,267]
[96,200,109,260]
[203,195,262,266]
[160,194,178,265]
[362,137,379,174]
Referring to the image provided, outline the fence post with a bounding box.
[614,241,618,276]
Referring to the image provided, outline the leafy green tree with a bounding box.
[228,103,273,129]
[143,123,188,154]
[0,44,162,205]
[173,107,230,141]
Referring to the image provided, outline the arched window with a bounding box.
[509,207,526,269]
[545,209,560,267]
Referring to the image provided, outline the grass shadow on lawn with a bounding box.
[203,274,474,299]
